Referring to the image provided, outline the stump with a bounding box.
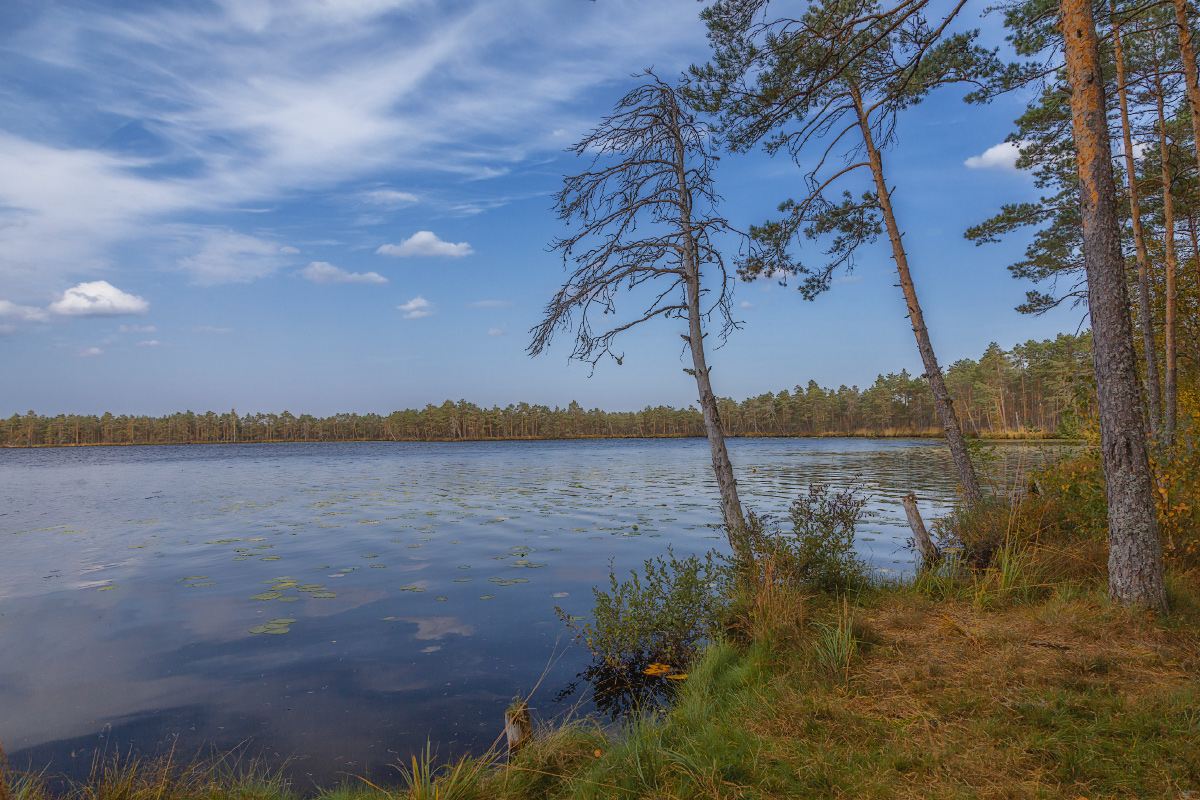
[902,492,941,568]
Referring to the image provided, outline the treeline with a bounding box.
[2,334,1093,448]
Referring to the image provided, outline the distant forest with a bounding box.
[3,333,1093,447]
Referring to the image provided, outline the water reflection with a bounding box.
[0,438,1064,786]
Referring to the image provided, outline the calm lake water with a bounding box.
[0,438,1059,786]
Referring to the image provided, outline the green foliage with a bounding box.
[568,548,724,671]
[729,484,870,594]
[812,599,859,677]
[556,548,724,718]
[396,743,490,800]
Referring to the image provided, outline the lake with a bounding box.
[0,438,1059,786]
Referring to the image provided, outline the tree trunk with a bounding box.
[1154,63,1179,447]
[1060,0,1167,611]
[1172,0,1200,181]
[851,84,984,507]
[671,102,745,533]
[902,492,941,569]
[1111,5,1162,437]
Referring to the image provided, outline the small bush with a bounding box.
[728,484,870,594]
[556,548,723,718]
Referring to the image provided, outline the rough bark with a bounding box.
[1172,0,1200,179]
[902,492,941,568]
[851,85,984,507]
[672,103,746,532]
[1061,0,1168,611]
[1154,63,1179,447]
[1111,6,1163,436]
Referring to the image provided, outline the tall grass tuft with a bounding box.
[395,743,491,800]
[812,598,858,678]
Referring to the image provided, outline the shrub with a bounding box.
[556,548,724,718]
[728,484,870,594]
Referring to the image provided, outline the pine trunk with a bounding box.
[1155,64,1179,447]
[1111,6,1162,436]
[671,102,745,533]
[1060,0,1167,611]
[1173,0,1200,181]
[851,85,984,507]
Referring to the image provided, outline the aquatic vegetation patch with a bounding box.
[248,618,295,635]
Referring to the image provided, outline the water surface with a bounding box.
[0,438,1058,786]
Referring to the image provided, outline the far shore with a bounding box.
[0,431,1085,449]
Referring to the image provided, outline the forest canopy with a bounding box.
[3,333,1092,447]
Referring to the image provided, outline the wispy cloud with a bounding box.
[377,231,473,258]
[738,301,754,309]
[177,231,290,285]
[0,300,51,323]
[488,326,507,336]
[398,296,433,319]
[135,339,163,347]
[832,275,862,284]
[363,189,418,206]
[78,347,104,358]
[119,324,156,333]
[0,0,704,295]
[296,261,387,284]
[49,281,149,317]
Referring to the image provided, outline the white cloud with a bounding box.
[78,347,104,358]
[280,245,301,254]
[738,301,754,309]
[177,231,288,285]
[0,300,51,322]
[135,339,163,346]
[119,324,157,333]
[470,299,512,308]
[832,275,863,285]
[488,326,507,336]
[363,189,418,206]
[49,281,149,317]
[0,1,706,298]
[964,141,1027,171]
[398,296,433,319]
[377,231,473,258]
[193,326,233,334]
[296,261,387,284]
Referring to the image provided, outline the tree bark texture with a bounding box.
[851,86,984,508]
[902,492,941,568]
[1173,0,1200,183]
[1154,65,1179,447]
[1111,7,1162,436]
[1061,0,1168,611]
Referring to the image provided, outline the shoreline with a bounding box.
[0,431,1084,449]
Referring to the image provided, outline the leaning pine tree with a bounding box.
[693,0,1002,507]
[529,72,746,533]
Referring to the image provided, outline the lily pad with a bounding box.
[252,592,283,600]
[307,591,337,598]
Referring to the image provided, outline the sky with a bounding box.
[0,0,1086,417]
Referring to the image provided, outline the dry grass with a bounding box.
[744,587,1200,799]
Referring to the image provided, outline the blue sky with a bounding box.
[0,0,1083,417]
